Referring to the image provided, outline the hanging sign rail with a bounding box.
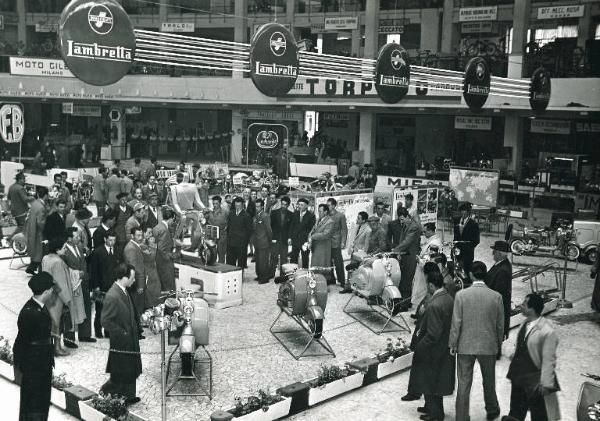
[58,0,550,112]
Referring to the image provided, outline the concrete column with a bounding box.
[508,0,531,79]
[359,112,376,164]
[577,4,592,49]
[233,0,248,79]
[420,9,441,52]
[159,0,168,23]
[16,0,26,47]
[503,116,524,178]
[351,28,361,57]
[230,110,244,164]
[286,0,295,27]
[109,107,129,159]
[363,0,379,59]
[440,0,457,54]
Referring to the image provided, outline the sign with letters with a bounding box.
[0,104,24,144]
[161,22,195,32]
[10,57,74,78]
[455,116,492,130]
[461,22,493,34]
[392,187,438,224]
[324,17,358,30]
[530,119,570,135]
[459,6,497,22]
[36,23,59,32]
[537,5,584,19]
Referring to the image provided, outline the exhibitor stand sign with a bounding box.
[463,57,491,111]
[374,43,410,104]
[0,104,24,144]
[249,23,299,97]
[10,57,74,78]
[59,0,136,86]
[459,6,498,22]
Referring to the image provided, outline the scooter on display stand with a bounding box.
[343,252,412,335]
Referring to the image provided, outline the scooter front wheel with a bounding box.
[510,239,526,255]
[565,244,580,261]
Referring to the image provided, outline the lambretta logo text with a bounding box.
[467,84,489,95]
[67,40,132,62]
[255,62,298,78]
[379,75,408,87]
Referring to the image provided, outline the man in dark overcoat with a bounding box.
[152,207,176,291]
[253,198,272,283]
[486,240,513,341]
[226,197,253,268]
[13,272,55,421]
[410,271,455,421]
[100,263,142,404]
[269,195,294,279]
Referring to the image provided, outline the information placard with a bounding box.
[448,167,499,208]
[392,187,439,224]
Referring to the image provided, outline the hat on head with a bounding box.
[367,215,380,222]
[76,207,93,220]
[28,271,54,295]
[116,192,128,200]
[490,240,510,253]
[133,202,145,212]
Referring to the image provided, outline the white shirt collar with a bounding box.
[32,297,45,308]
[105,244,112,253]
[162,220,169,228]
[65,243,79,255]
[101,223,109,231]
[525,316,541,336]
[472,280,486,286]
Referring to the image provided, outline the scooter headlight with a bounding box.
[523,227,528,235]
[308,278,317,289]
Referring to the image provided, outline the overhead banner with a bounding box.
[537,5,585,19]
[392,187,439,224]
[161,22,195,32]
[459,6,498,22]
[59,0,136,86]
[9,57,74,78]
[449,167,499,208]
[461,22,493,34]
[324,17,358,30]
[530,119,570,134]
[0,104,24,144]
[454,115,492,130]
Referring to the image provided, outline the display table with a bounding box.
[175,253,243,309]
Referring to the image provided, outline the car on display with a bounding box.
[573,219,600,264]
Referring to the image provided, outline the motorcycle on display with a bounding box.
[507,220,580,261]
[444,241,470,291]
[183,211,218,266]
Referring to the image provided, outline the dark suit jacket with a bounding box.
[244,199,256,218]
[412,289,455,396]
[13,299,54,373]
[123,241,146,290]
[100,283,142,382]
[453,218,480,260]
[145,207,159,229]
[270,208,294,243]
[290,210,316,248]
[253,211,272,249]
[90,246,118,291]
[486,258,513,336]
[227,209,253,246]
[43,211,66,241]
[388,218,421,256]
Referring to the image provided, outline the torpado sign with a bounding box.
[0,104,25,144]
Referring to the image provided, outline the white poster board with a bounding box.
[196,162,229,178]
[0,161,24,187]
[315,190,373,253]
[448,167,499,208]
[289,163,338,179]
[374,175,447,212]
[392,187,439,224]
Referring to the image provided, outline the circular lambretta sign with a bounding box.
[59,0,135,86]
[375,43,410,104]
[529,67,551,112]
[256,130,279,148]
[250,23,299,97]
[462,57,491,111]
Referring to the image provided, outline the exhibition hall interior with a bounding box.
[0,0,599,420]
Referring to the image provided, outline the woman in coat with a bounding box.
[308,203,335,286]
[142,227,162,308]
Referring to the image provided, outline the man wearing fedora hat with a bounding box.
[487,240,513,342]
[13,272,56,421]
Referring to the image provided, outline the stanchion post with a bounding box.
[161,330,167,421]
[558,253,573,308]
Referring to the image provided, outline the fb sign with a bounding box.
[0,104,24,143]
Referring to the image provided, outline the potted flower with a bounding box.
[376,337,413,379]
[79,394,129,421]
[227,389,291,421]
[50,373,73,410]
[307,364,365,406]
[0,336,14,381]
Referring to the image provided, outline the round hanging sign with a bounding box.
[0,104,24,144]
[463,57,491,111]
[374,43,410,104]
[249,23,299,97]
[529,67,551,112]
[59,0,135,86]
[256,130,279,149]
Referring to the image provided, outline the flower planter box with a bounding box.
[0,360,14,382]
[79,400,116,421]
[376,352,413,379]
[307,371,365,406]
[542,299,558,314]
[50,388,67,410]
[228,397,291,421]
